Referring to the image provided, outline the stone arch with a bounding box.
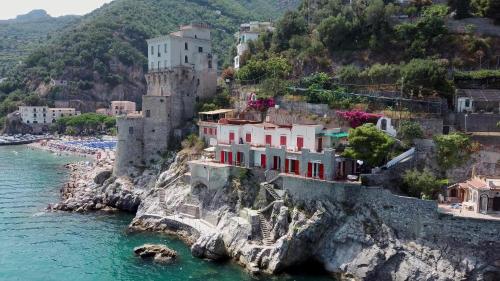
[191,181,209,202]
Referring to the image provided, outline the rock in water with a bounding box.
[134,244,177,264]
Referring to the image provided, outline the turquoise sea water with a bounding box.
[0,146,333,281]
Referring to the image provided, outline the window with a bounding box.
[164,44,167,52]
[381,119,387,131]
[198,46,203,53]
[297,137,304,151]
[158,61,160,69]
[280,136,287,146]
[229,132,235,144]
[158,45,161,57]
[208,60,212,69]
[185,42,188,50]
[151,46,154,55]
[265,135,272,146]
[204,128,208,134]
[151,62,154,70]
[465,99,470,107]
[184,56,189,63]
[146,110,151,118]
[245,133,251,143]
[129,127,134,135]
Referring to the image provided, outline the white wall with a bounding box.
[215,123,324,152]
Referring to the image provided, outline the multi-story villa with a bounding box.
[197,117,358,181]
[19,106,80,125]
[234,21,274,69]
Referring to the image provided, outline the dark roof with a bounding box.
[457,89,500,102]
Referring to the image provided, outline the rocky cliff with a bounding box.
[53,152,500,281]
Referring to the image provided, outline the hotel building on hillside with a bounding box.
[197,115,359,182]
[19,106,80,125]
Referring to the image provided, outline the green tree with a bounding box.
[338,65,361,84]
[317,15,356,51]
[343,123,395,167]
[403,168,448,199]
[401,59,452,98]
[272,10,308,52]
[434,133,472,170]
[398,120,424,147]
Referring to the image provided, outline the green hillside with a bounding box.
[0,0,299,119]
[0,10,79,77]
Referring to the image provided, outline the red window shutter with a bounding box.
[220,151,225,164]
[237,152,241,165]
[228,152,233,165]
[318,138,323,152]
[280,136,287,146]
[261,154,266,169]
[285,159,289,173]
[297,137,304,151]
[204,127,208,134]
[319,164,325,180]
[214,128,217,135]
[265,135,272,145]
[246,133,251,143]
[307,162,312,178]
[273,156,278,170]
[229,132,235,144]
[294,161,300,175]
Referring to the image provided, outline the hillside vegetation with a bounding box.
[0,0,299,120]
[235,0,500,106]
[0,10,79,77]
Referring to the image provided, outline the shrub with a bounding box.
[403,168,448,199]
[337,111,382,128]
[434,133,473,170]
[398,120,424,146]
[343,123,395,167]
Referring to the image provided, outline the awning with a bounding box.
[324,132,349,139]
[199,109,234,115]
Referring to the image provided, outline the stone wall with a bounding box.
[414,117,443,137]
[282,176,500,243]
[456,113,500,132]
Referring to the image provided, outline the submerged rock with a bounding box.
[134,244,177,264]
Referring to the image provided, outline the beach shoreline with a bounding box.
[27,136,116,161]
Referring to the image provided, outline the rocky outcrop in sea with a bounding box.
[53,151,500,281]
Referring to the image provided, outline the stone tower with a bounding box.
[114,24,218,176]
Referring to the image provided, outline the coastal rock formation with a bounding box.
[191,232,227,260]
[57,151,500,280]
[134,244,177,264]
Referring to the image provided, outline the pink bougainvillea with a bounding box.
[337,110,382,128]
[247,96,275,112]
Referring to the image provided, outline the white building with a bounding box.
[19,106,80,125]
[234,21,274,69]
[147,23,217,72]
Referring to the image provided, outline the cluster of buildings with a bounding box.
[18,106,80,125]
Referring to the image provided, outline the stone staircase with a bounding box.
[262,183,281,200]
[257,212,273,246]
[158,189,172,216]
